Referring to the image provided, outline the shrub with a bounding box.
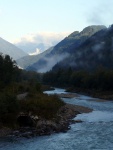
[19,93,65,119]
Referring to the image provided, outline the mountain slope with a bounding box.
[52,25,113,71]
[17,47,54,69]
[50,25,106,55]
[26,25,106,72]
[15,32,69,54]
[0,37,27,60]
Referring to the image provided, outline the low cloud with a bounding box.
[92,42,105,52]
[14,32,70,54]
[38,53,70,73]
[29,48,41,55]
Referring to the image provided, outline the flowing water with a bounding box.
[0,88,113,150]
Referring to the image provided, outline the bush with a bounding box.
[19,93,65,119]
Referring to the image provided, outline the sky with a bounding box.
[0,0,113,43]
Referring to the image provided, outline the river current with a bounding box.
[0,88,113,150]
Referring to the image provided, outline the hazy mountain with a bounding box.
[16,42,53,55]
[16,47,54,69]
[26,25,106,72]
[52,25,113,71]
[0,37,27,60]
[15,32,69,55]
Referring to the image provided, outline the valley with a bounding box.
[0,24,113,150]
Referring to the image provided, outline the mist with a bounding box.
[92,42,105,52]
[38,53,70,73]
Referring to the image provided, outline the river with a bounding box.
[0,88,113,150]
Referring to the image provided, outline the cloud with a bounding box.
[86,1,113,26]
[29,48,41,55]
[14,32,70,54]
[37,53,70,73]
[92,42,105,52]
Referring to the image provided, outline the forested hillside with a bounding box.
[18,25,106,72]
[53,25,113,71]
[43,25,113,100]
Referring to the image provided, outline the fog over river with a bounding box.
[0,88,113,150]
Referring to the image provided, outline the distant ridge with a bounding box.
[16,47,54,69]
[0,37,27,60]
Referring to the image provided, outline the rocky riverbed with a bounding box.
[0,104,92,138]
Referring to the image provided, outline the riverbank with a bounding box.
[41,85,55,91]
[0,127,12,137]
[66,87,113,101]
[58,93,79,98]
[0,103,92,138]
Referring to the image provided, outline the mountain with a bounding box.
[52,25,113,71]
[16,47,54,69]
[0,37,27,60]
[16,42,53,55]
[25,25,106,72]
[15,32,69,55]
